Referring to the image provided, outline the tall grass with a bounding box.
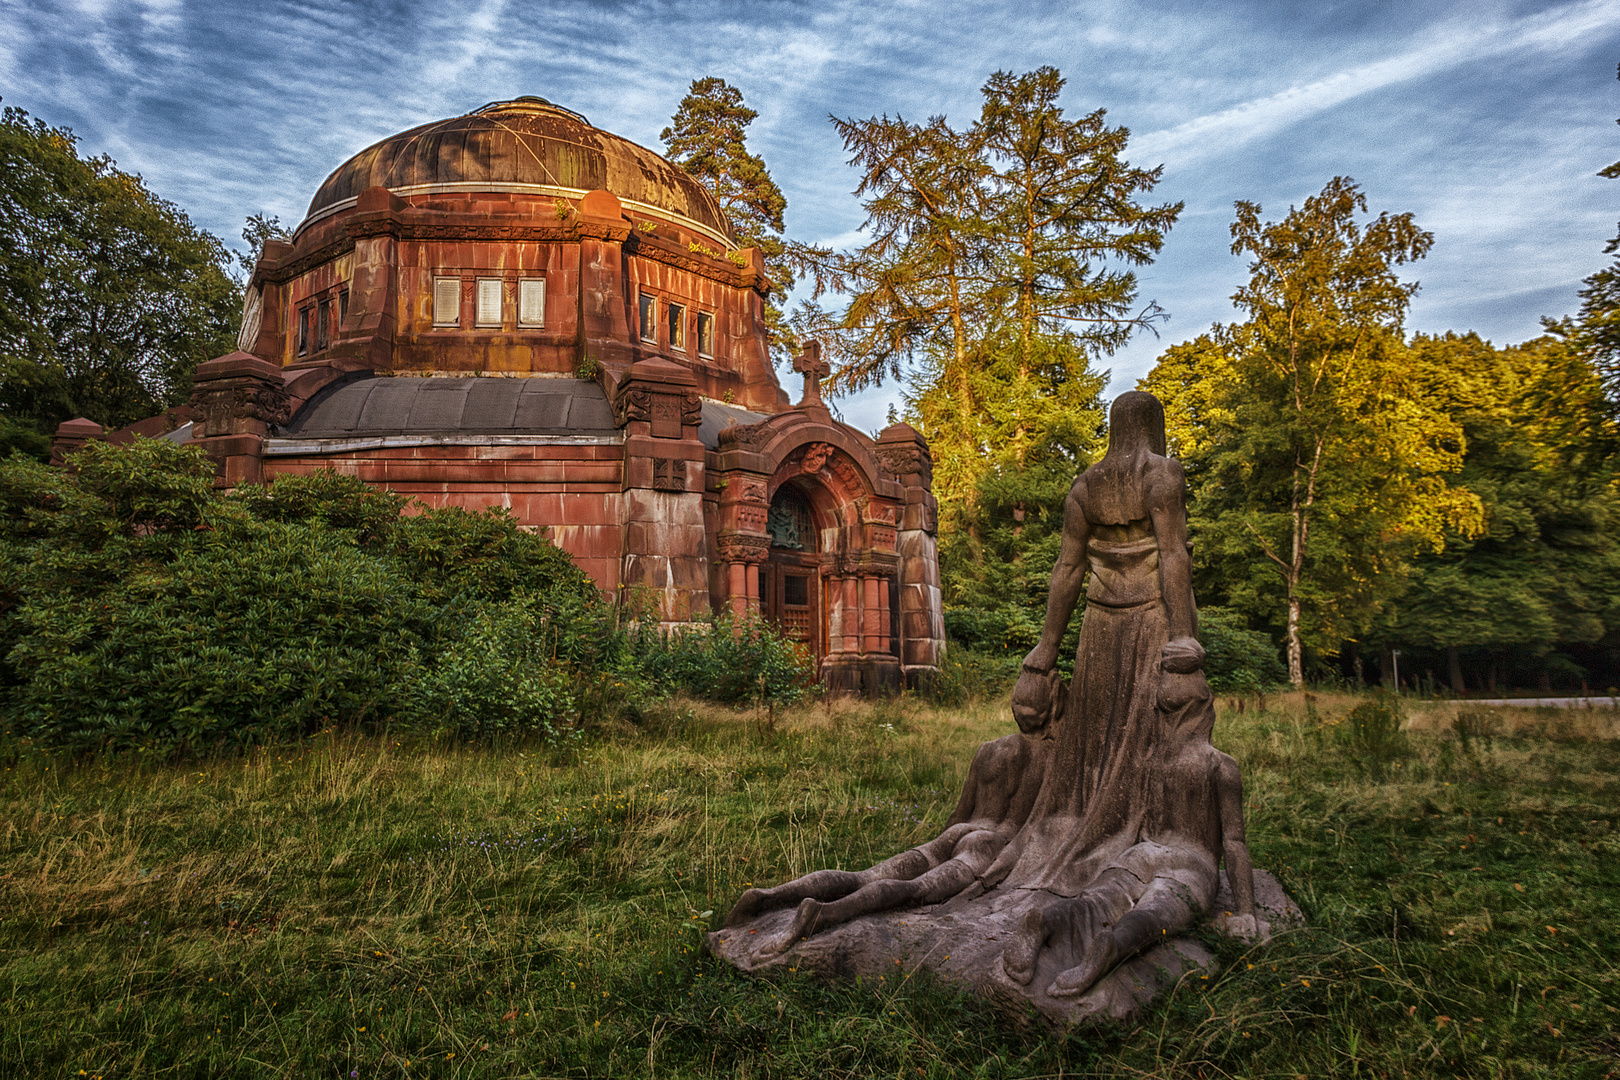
[1,692,1615,1078]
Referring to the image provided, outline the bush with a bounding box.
[1199,605,1286,692]
[0,442,610,753]
[629,615,816,710]
[1336,693,1410,761]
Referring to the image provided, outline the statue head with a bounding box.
[1105,391,1167,459]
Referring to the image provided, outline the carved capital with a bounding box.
[716,531,771,564]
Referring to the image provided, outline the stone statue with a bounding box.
[709,391,1297,1027]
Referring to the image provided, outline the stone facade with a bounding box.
[69,96,944,691]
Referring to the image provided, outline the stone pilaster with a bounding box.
[578,189,635,374]
[616,357,708,627]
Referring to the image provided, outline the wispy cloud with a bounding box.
[1133,0,1620,165]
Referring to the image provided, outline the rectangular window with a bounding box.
[297,306,311,356]
[433,277,461,327]
[317,299,330,351]
[695,311,714,357]
[518,278,545,327]
[338,288,349,325]
[667,302,686,350]
[638,293,657,343]
[784,574,809,607]
[475,277,503,328]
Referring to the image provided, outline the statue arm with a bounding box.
[1148,459,1199,645]
[1024,483,1090,674]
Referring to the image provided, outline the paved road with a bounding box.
[1463,696,1620,709]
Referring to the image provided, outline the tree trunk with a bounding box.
[1286,594,1304,687]
[1447,647,1465,695]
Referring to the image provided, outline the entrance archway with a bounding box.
[762,483,823,666]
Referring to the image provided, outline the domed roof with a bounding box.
[300,97,734,246]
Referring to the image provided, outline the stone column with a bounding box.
[617,357,709,629]
[862,574,881,655]
[879,576,892,656]
[716,532,768,621]
[186,352,291,487]
[842,575,860,654]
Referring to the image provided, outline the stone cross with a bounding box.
[793,340,830,408]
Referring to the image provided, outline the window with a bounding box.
[296,306,311,357]
[638,293,657,343]
[475,278,503,328]
[695,311,714,357]
[338,288,349,325]
[783,574,809,607]
[667,302,686,349]
[518,278,545,327]
[317,299,330,351]
[433,277,461,327]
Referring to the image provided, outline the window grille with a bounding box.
[518,279,545,327]
[433,277,461,327]
[475,278,503,327]
[317,299,330,351]
[297,307,311,356]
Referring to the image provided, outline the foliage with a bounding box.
[812,68,1171,524]
[0,417,49,461]
[1143,179,1481,686]
[1199,605,1287,693]
[0,439,824,754]
[1369,332,1620,690]
[1330,692,1410,764]
[0,695,1615,1077]
[0,103,240,431]
[629,616,817,711]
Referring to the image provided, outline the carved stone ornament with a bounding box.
[615,385,652,427]
[716,532,770,564]
[681,390,703,429]
[718,421,772,452]
[709,391,1301,1029]
[651,457,687,492]
[800,442,834,475]
[877,442,933,486]
[191,380,292,438]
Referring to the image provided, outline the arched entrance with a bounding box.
[762,483,823,665]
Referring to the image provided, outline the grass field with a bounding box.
[2,692,1616,1079]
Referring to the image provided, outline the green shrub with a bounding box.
[1199,605,1286,692]
[922,645,1021,706]
[1336,692,1410,761]
[629,615,815,710]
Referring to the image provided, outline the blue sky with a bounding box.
[3,0,1617,432]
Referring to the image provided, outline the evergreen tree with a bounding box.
[0,104,240,432]
[662,78,797,360]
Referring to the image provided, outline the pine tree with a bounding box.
[662,78,797,359]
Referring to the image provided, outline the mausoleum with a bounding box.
[59,97,944,692]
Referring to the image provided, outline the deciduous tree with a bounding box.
[1144,179,1480,685]
[0,104,240,432]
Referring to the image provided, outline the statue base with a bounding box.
[707,870,1300,1029]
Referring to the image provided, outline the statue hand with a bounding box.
[1161,636,1205,674]
[1212,912,1268,941]
[1012,668,1062,735]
